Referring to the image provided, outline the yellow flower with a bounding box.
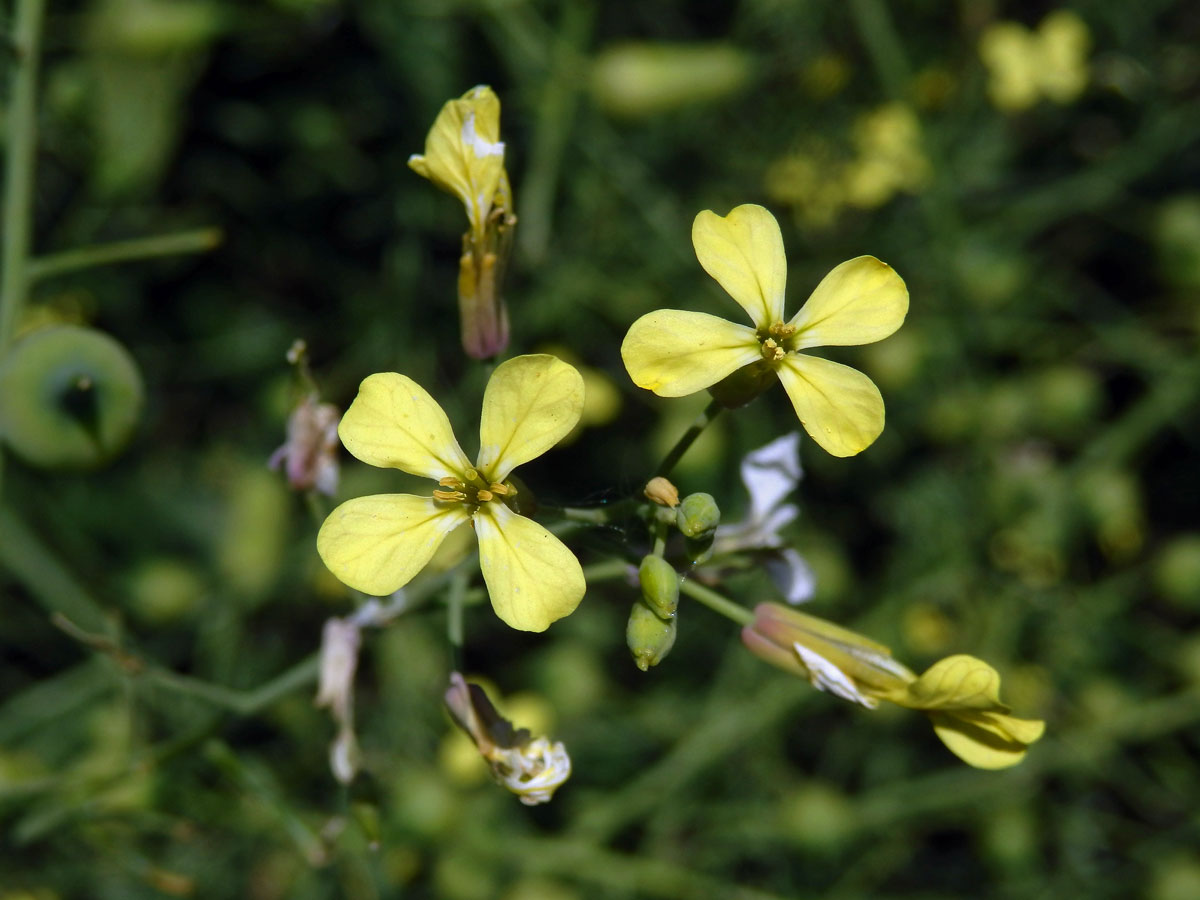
[317,355,585,632]
[408,85,511,242]
[743,603,1046,769]
[979,11,1090,113]
[621,204,908,456]
[409,86,516,360]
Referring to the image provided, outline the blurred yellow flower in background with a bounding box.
[979,10,1090,112]
[317,355,586,632]
[622,204,908,456]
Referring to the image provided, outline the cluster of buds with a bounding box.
[742,603,1045,768]
[444,673,571,805]
[409,86,516,360]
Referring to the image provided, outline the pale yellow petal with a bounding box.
[788,256,908,349]
[692,204,787,326]
[317,494,470,596]
[621,309,761,397]
[902,654,1005,711]
[407,85,505,231]
[476,354,585,482]
[928,711,1045,769]
[475,503,584,632]
[776,354,885,457]
[338,373,471,480]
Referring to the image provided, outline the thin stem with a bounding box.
[0,0,46,502]
[25,227,223,284]
[678,578,754,627]
[654,399,723,479]
[0,0,43,352]
[446,569,467,650]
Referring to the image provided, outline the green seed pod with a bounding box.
[638,554,679,620]
[677,492,720,540]
[0,325,144,469]
[626,601,677,671]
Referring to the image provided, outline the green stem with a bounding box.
[0,0,43,353]
[581,558,634,582]
[0,0,46,503]
[655,399,723,479]
[446,569,467,650]
[25,227,223,284]
[678,578,754,626]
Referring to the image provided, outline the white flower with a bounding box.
[713,432,816,603]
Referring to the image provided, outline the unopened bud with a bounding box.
[643,476,680,507]
[626,601,677,671]
[638,555,679,619]
[677,492,720,540]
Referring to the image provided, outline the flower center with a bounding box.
[757,322,796,363]
[433,468,514,507]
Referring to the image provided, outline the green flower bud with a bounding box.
[0,325,144,469]
[677,492,720,540]
[638,554,679,619]
[626,601,677,671]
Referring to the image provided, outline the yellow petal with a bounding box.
[407,85,505,232]
[776,354,885,457]
[692,204,787,327]
[475,503,584,632]
[317,494,470,596]
[338,373,471,480]
[476,354,585,482]
[902,654,1005,711]
[928,710,1046,770]
[788,256,909,349]
[621,309,760,397]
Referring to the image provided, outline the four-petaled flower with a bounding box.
[621,203,909,456]
[317,354,586,632]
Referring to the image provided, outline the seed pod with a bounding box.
[626,600,677,671]
[0,325,144,469]
[638,554,679,620]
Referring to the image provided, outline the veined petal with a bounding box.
[475,503,584,632]
[777,354,885,457]
[317,494,470,596]
[476,354,585,482]
[621,309,761,397]
[407,85,505,232]
[338,373,471,479]
[929,711,1045,770]
[692,204,787,327]
[788,256,909,349]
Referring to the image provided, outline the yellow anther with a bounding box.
[439,476,465,489]
[768,322,796,337]
[488,482,510,496]
[433,489,467,502]
[760,338,785,362]
[476,489,494,502]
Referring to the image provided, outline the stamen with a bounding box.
[769,322,796,337]
[439,476,465,489]
[476,489,494,502]
[760,338,785,362]
[433,489,467,502]
[488,482,510,496]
